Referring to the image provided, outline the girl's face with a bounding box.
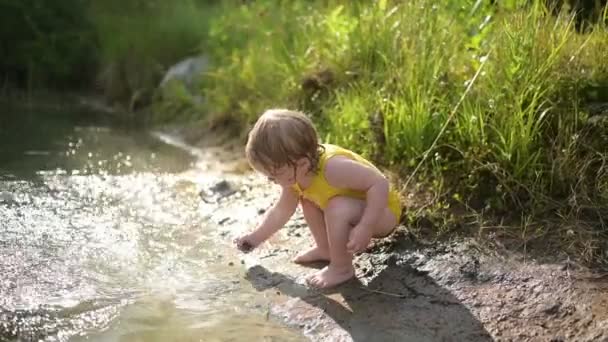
[257,158,311,188]
[266,165,296,187]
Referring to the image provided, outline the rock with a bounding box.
[541,302,561,315]
[549,337,565,342]
[459,257,480,279]
[198,189,213,203]
[199,180,237,203]
[382,253,400,266]
[0,191,15,204]
[159,56,209,95]
[245,265,286,290]
[210,180,236,197]
[210,180,230,192]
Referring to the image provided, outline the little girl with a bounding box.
[235,109,401,288]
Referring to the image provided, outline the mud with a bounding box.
[3,111,606,341]
[202,150,608,342]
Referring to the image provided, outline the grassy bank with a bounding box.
[191,0,608,265]
[2,0,606,264]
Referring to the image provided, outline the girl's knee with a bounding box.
[325,197,362,224]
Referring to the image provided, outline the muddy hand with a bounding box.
[346,225,372,254]
[235,236,255,253]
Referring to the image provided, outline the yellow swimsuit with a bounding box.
[292,144,402,219]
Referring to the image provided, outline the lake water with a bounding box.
[0,104,304,341]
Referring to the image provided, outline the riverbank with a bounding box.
[183,0,608,266]
[182,129,608,341]
[0,101,606,341]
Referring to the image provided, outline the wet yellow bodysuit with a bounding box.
[292,144,402,219]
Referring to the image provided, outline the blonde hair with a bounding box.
[246,109,323,174]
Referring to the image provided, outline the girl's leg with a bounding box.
[294,199,330,264]
[307,196,397,288]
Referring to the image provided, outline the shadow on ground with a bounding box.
[245,261,492,342]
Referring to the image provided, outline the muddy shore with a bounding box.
[192,139,608,342]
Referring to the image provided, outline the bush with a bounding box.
[0,0,98,88]
[198,0,608,263]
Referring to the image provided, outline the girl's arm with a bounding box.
[236,186,299,251]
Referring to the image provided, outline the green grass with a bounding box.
[3,0,605,263]
[179,0,608,264]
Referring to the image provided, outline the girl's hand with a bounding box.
[234,233,259,253]
[346,225,373,254]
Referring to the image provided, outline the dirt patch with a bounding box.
[195,169,608,341]
[168,129,608,341]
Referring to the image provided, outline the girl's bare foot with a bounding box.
[293,247,330,264]
[306,265,354,288]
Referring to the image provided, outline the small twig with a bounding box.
[565,256,571,282]
[260,252,279,259]
[359,286,409,298]
[402,50,491,191]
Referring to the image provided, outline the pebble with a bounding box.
[0,191,15,203]
[549,337,565,342]
[541,302,561,315]
[210,180,231,193]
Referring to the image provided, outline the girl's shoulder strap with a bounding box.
[320,144,359,163]
[320,143,376,170]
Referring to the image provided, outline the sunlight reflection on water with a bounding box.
[0,108,303,341]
